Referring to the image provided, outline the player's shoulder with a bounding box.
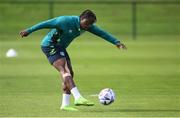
[53,15,79,27]
[56,15,79,21]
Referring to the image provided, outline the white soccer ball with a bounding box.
[98,88,115,105]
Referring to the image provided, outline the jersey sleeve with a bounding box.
[87,24,120,45]
[26,17,61,34]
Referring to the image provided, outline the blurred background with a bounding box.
[0,0,180,38]
[0,0,180,117]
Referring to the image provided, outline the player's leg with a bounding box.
[53,58,78,111]
[53,58,76,90]
[65,52,94,106]
[53,57,82,100]
[64,53,83,101]
[53,58,94,109]
[53,57,94,107]
[42,46,94,110]
[41,46,77,111]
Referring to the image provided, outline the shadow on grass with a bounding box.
[120,109,180,112]
[91,109,180,113]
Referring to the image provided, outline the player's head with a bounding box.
[80,9,97,30]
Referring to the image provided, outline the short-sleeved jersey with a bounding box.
[26,16,120,48]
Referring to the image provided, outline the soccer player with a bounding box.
[20,10,127,111]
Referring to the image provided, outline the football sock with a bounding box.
[70,87,82,100]
[61,94,70,107]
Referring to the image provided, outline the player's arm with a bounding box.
[88,24,127,50]
[20,17,60,38]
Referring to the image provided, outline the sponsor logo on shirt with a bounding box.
[69,29,73,33]
[60,52,65,56]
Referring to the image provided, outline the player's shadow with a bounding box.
[94,108,180,112]
[119,109,180,112]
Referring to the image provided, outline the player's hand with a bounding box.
[20,30,29,38]
[116,43,127,50]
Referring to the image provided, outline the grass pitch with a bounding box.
[0,35,179,117]
[0,1,180,117]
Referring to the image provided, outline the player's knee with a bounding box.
[61,73,75,90]
[62,73,71,79]
[62,73,73,84]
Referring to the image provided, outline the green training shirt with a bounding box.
[26,16,120,48]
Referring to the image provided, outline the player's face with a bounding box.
[80,18,93,30]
